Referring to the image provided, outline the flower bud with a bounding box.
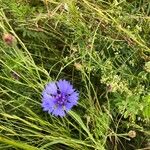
[2,33,16,46]
[74,63,82,70]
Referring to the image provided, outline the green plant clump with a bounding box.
[0,0,150,150]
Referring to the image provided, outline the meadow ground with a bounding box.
[0,0,150,149]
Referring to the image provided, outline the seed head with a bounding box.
[128,130,136,138]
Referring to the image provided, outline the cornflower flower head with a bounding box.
[42,79,79,117]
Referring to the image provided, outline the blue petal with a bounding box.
[67,92,79,104]
[42,100,55,113]
[65,102,75,112]
[42,91,53,100]
[45,82,57,95]
[57,79,74,94]
[52,106,66,117]
[42,94,56,113]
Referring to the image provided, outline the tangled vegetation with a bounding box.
[0,0,150,149]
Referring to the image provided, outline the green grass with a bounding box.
[0,0,150,149]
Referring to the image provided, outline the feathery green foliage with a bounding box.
[0,0,150,149]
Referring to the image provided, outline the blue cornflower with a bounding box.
[42,79,79,117]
